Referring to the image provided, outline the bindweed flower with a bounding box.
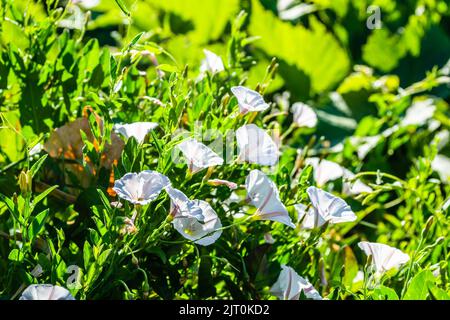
[358,241,410,275]
[200,49,224,74]
[291,102,317,128]
[172,199,222,246]
[113,170,170,205]
[295,186,356,229]
[176,138,224,174]
[120,217,137,235]
[73,0,99,9]
[113,122,158,144]
[245,169,295,228]
[431,154,450,184]
[20,284,75,300]
[236,124,279,166]
[264,232,275,244]
[29,143,43,157]
[401,99,436,127]
[305,158,371,194]
[342,169,373,195]
[166,186,204,221]
[231,86,270,115]
[350,135,381,160]
[270,265,322,300]
[207,179,238,190]
[304,158,343,186]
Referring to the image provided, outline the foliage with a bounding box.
[0,0,449,300]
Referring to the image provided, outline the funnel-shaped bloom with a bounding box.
[166,186,204,221]
[172,199,222,246]
[295,186,356,229]
[342,169,373,195]
[231,86,270,115]
[291,102,317,128]
[176,138,223,174]
[236,124,279,166]
[270,265,322,300]
[200,49,224,74]
[432,154,450,184]
[20,284,75,300]
[358,241,410,275]
[245,170,295,228]
[401,99,436,127]
[113,170,170,205]
[304,158,343,186]
[113,122,158,144]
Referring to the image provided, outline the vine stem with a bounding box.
[353,171,407,185]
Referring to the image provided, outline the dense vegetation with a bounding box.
[0,0,449,300]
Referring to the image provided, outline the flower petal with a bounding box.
[20,284,75,300]
[231,86,270,115]
[236,124,279,166]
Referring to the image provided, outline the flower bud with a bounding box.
[18,170,32,196]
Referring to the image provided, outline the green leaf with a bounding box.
[83,241,92,270]
[8,249,25,262]
[343,246,358,288]
[28,209,49,241]
[362,29,404,72]
[428,286,450,300]
[97,249,112,266]
[114,0,131,17]
[156,64,179,73]
[403,270,436,300]
[33,185,58,206]
[249,0,350,96]
[372,286,399,300]
[29,154,48,178]
[146,0,239,44]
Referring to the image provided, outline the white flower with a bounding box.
[295,186,356,229]
[304,158,371,194]
[20,284,75,300]
[200,49,224,74]
[264,232,275,244]
[291,102,317,128]
[431,154,450,184]
[73,0,100,9]
[113,122,158,144]
[172,199,222,246]
[166,186,204,221]
[304,158,344,186]
[277,0,317,20]
[401,99,436,127]
[176,138,224,174]
[236,124,279,166]
[358,241,410,275]
[353,270,365,284]
[436,130,449,151]
[443,198,450,211]
[29,143,43,156]
[350,135,381,160]
[270,265,322,300]
[245,169,295,228]
[342,169,373,195]
[207,179,238,190]
[231,86,270,115]
[113,170,170,205]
